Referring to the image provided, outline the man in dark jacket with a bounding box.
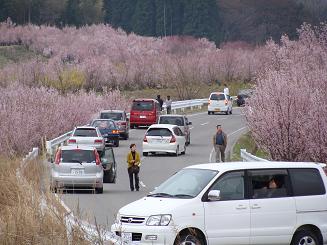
[156,95,164,111]
[212,125,227,162]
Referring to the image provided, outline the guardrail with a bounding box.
[240,149,269,162]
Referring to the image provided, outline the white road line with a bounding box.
[208,126,248,163]
[200,122,209,126]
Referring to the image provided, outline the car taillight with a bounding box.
[208,100,211,105]
[94,150,101,165]
[170,135,176,143]
[54,149,61,165]
[143,136,148,142]
[94,139,103,144]
[112,130,119,134]
[68,139,76,143]
[224,100,228,105]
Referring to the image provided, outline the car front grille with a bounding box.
[120,216,145,224]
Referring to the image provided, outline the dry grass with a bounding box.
[0,156,95,245]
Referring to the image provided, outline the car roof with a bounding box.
[100,110,125,113]
[186,161,322,172]
[210,92,225,95]
[159,114,185,118]
[147,124,177,130]
[133,98,157,102]
[92,119,115,122]
[74,126,97,130]
[59,145,96,151]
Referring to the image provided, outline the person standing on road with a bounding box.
[223,84,229,96]
[127,143,141,191]
[156,95,164,111]
[213,125,227,162]
[165,95,172,114]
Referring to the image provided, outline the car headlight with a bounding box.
[146,214,171,226]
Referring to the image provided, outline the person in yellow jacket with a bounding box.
[127,143,141,191]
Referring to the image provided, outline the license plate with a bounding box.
[140,115,146,118]
[214,108,220,111]
[71,169,84,175]
[122,232,132,243]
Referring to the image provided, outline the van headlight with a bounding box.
[146,214,171,226]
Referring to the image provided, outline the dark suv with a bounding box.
[100,110,130,140]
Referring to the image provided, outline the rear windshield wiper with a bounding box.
[147,192,173,198]
[68,159,83,165]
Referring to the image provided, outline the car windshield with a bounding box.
[148,168,218,198]
[146,128,172,137]
[61,150,95,163]
[92,120,116,129]
[73,128,98,137]
[159,116,184,126]
[100,112,123,121]
[210,94,225,100]
[132,101,154,111]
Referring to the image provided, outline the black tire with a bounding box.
[225,110,229,115]
[143,152,148,156]
[291,230,319,245]
[181,145,186,155]
[130,124,135,129]
[187,135,191,145]
[208,111,211,115]
[115,140,119,147]
[96,186,103,194]
[123,133,129,140]
[230,109,233,114]
[175,232,204,245]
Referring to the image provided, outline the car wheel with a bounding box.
[174,232,204,245]
[96,186,103,194]
[181,145,186,155]
[115,140,119,147]
[208,111,211,115]
[225,110,229,115]
[124,133,129,140]
[187,135,190,145]
[108,165,116,183]
[291,230,319,245]
[143,152,148,156]
[230,109,233,114]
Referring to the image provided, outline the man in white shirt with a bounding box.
[223,84,229,95]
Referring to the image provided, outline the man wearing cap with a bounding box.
[213,125,227,162]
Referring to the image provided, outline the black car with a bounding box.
[236,95,245,107]
[99,110,130,140]
[100,147,117,183]
[91,119,120,147]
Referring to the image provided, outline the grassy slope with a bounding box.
[231,132,270,161]
[0,45,38,68]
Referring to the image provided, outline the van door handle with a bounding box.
[236,205,247,210]
[251,204,261,209]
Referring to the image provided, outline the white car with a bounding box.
[208,92,233,115]
[68,126,105,153]
[111,161,327,245]
[142,124,186,156]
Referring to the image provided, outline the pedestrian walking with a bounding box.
[156,94,164,111]
[213,125,227,162]
[165,95,172,114]
[223,84,229,96]
[126,143,141,191]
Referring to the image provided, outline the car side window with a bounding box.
[289,168,325,196]
[209,171,245,201]
[250,169,289,199]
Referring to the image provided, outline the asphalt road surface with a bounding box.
[62,108,247,227]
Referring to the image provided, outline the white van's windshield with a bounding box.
[148,168,218,199]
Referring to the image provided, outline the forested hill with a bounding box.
[0,0,326,45]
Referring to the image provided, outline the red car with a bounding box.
[130,99,161,128]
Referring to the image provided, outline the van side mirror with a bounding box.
[208,190,221,201]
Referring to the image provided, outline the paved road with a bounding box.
[62,108,247,227]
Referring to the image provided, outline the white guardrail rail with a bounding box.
[240,149,269,162]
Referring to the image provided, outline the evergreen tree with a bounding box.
[64,0,80,26]
[132,0,156,36]
[79,0,104,25]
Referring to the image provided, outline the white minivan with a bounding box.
[111,162,327,245]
